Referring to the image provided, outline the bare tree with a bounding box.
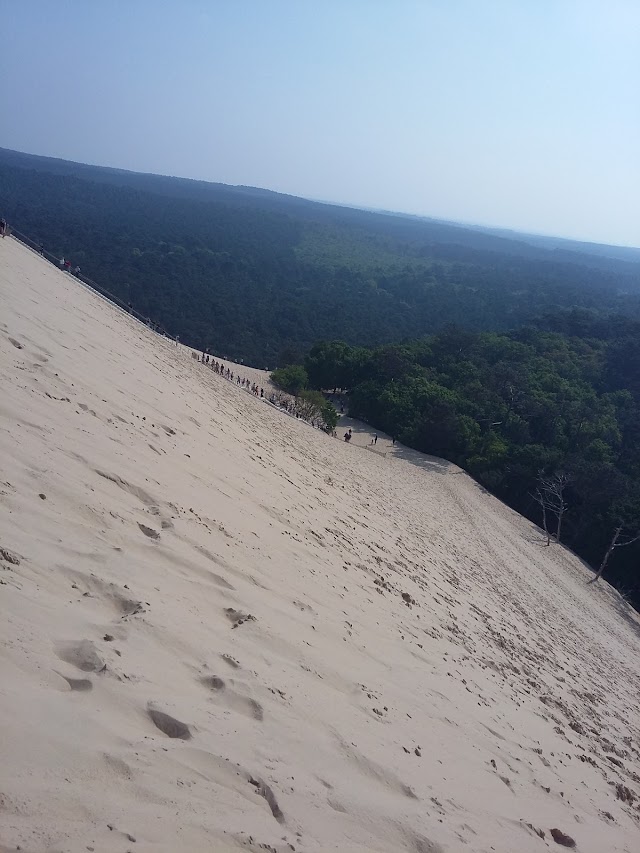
[588,525,640,584]
[531,471,570,545]
[531,487,552,545]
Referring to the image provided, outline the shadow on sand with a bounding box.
[337,415,455,475]
[388,443,453,475]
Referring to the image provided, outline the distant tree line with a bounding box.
[2,155,640,368]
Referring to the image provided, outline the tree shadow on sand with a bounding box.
[388,443,454,475]
[338,415,459,476]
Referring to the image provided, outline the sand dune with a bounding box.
[1,236,639,853]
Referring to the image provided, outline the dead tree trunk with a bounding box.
[592,526,623,583]
[588,525,639,584]
[532,488,552,545]
[556,498,566,545]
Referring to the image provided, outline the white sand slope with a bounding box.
[1,236,639,853]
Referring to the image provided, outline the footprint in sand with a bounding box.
[57,673,93,691]
[147,705,192,740]
[203,675,226,689]
[247,776,285,823]
[138,522,160,539]
[56,639,105,672]
[103,753,133,780]
[0,547,21,565]
[224,607,256,628]
[63,570,144,619]
[194,546,236,589]
[403,832,444,853]
[95,469,158,507]
[200,674,264,721]
[78,402,97,416]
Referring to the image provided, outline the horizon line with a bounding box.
[2,144,639,253]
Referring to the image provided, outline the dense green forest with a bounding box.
[297,317,640,608]
[2,148,640,366]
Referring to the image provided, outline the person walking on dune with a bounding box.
[0,218,7,238]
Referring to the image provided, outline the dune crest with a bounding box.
[1,237,639,852]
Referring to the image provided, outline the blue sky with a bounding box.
[1,1,638,246]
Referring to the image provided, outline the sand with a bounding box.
[1,236,639,853]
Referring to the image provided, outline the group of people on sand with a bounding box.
[200,351,266,399]
[59,257,81,276]
[237,375,264,397]
[267,391,328,430]
[0,219,82,278]
[198,349,338,432]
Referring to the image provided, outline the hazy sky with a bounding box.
[1,1,639,246]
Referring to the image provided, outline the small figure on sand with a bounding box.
[344,428,352,443]
[0,218,6,238]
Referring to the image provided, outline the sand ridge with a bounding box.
[1,236,639,852]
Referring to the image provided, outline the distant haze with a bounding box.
[1,0,639,247]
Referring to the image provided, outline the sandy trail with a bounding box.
[1,236,639,853]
